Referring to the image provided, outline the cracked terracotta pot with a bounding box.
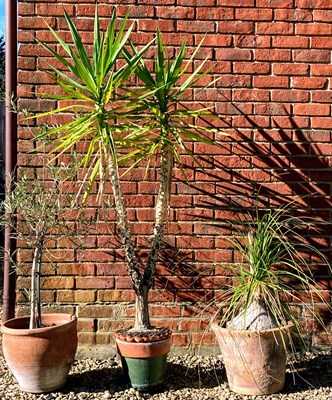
[1,313,78,393]
[116,336,172,391]
[212,321,293,396]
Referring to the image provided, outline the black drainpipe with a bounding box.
[2,0,18,322]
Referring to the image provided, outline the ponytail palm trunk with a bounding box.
[34,12,225,333]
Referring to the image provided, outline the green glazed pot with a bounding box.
[120,354,168,391]
[116,337,171,392]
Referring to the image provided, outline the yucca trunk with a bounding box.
[145,146,173,285]
[106,144,173,332]
[106,147,152,330]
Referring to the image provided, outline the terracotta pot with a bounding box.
[1,313,78,393]
[212,321,293,396]
[116,337,171,391]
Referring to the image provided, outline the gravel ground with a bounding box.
[1,352,332,399]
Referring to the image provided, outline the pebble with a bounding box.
[0,352,332,399]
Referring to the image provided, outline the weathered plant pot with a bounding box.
[1,313,78,393]
[212,321,293,396]
[116,337,171,392]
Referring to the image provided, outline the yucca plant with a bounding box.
[30,11,225,336]
[216,206,331,344]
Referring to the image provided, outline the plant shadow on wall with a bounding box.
[106,235,214,303]
[181,112,332,394]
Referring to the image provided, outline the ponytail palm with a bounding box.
[34,12,224,334]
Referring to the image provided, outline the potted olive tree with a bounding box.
[211,207,332,395]
[0,165,85,393]
[30,10,224,391]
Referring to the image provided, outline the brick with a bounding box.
[255,49,291,61]
[77,250,114,262]
[312,91,332,103]
[213,75,251,88]
[156,6,195,19]
[271,90,309,102]
[217,21,254,34]
[78,332,95,345]
[254,76,289,88]
[256,22,294,34]
[311,64,332,76]
[296,0,332,8]
[171,333,190,346]
[312,117,332,129]
[117,5,154,18]
[311,36,332,49]
[195,35,232,48]
[41,277,75,289]
[149,305,181,317]
[76,277,115,289]
[178,0,214,4]
[192,332,216,345]
[296,23,332,35]
[98,319,133,332]
[36,4,74,16]
[257,0,294,6]
[235,8,273,21]
[294,50,330,63]
[272,36,309,48]
[217,0,254,4]
[235,35,271,48]
[273,63,309,76]
[233,89,270,102]
[97,290,135,302]
[294,104,330,116]
[196,8,235,20]
[275,9,312,22]
[215,48,252,61]
[77,319,94,332]
[254,103,291,116]
[115,277,132,289]
[18,3,35,14]
[272,116,309,129]
[178,319,208,331]
[177,20,215,33]
[95,333,112,345]
[78,305,115,319]
[313,10,332,22]
[18,17,56,29]
[139,19,177,32]
[292,77,328,89]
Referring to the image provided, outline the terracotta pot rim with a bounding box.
[1,313,77,336]
[116,336,172,358]
[211,320,294,335]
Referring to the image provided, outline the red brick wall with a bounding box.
[17,0,332,351]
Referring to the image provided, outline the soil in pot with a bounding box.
[1,313,78,393]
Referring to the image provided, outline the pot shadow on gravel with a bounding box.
[61,364,126,394]
[59,358,226,395]
[163,359,226,390]
[283,351,332,394]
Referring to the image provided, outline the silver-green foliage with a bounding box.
[1,164,91,329]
